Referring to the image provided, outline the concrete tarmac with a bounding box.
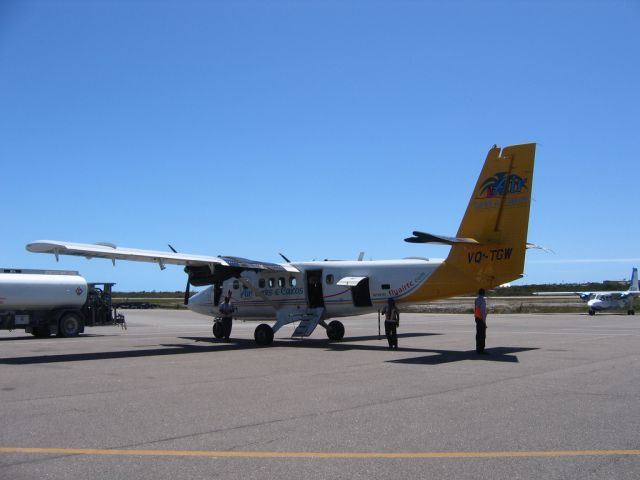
[1,310,639,479]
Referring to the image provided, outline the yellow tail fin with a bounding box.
[406,143,536,300]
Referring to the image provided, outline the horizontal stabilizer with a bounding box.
[404,231,480,246]
[620,291,640,299]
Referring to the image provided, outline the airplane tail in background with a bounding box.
[629,267,639,292]
[405,143,536,301]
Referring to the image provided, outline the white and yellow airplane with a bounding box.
[534,268,639,316]
[27,143,536,345]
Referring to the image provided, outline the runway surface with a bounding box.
[1,310,639,479]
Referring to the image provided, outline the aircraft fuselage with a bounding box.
[187,258,444,320]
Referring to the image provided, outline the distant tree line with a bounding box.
[113,281,629,299]
[113,291,189,298]
[490,280,628,297]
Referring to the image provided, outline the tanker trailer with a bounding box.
[0,268,125,337]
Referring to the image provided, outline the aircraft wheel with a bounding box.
[58,313,82,337]
[588,309,595,316]
[254,323,274,346]
[212,321,224,339]
[628,310,635,315]
[31,326,51,338]
[326,320,345,341]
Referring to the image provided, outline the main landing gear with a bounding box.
[252,319,346,346]
[627,309,635,315]
[325,320,345,341]
[254,323,274,346]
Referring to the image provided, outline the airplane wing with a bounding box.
[26,240,298,273]
[533,291,585,296]
[620,291,640,299]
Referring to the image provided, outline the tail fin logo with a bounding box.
[479,172,528,198]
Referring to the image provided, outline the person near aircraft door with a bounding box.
[219,295,235,340]
[474,288,488,354]
[382,298,399,349]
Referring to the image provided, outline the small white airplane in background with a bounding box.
[534,268,639,315]
[27,143,536,345]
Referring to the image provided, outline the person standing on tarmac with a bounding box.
[219,295,235,341]
[382,298,400,349]
[474,288,488,354]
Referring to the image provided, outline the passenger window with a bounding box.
[289,277,297,287]
[326,274,334,285]
[268,278,275,288]
[381,284,390,290]
[278,277,285,287]
[259,278,265,288]
[233,280,239,290]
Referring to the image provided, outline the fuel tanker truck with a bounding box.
[0,268,125,337]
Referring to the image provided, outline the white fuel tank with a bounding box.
[0,269,88,311]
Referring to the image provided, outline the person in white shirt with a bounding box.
[219,295,235,341]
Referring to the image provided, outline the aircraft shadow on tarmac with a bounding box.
[0,333,119,342]
[0,344,218,365]
[387,346,539,365]
[182,332,443,353]
[0,333,441,364]
[0,335,536,366]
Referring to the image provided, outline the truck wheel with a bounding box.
[32,326,51,338]
[58,313,82,337]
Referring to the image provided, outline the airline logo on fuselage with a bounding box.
[479,172,528,198]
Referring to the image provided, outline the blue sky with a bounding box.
[1,0,639,291]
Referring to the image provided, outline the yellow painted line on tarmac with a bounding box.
[1,447,640,459]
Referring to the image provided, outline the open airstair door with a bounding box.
[306,270,324,308]
[337,276,373,307]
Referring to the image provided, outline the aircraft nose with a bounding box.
[187,286,213,315]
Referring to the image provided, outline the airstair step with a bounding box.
[290,308,323,338]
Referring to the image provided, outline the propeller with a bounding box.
[168,244,191,306]
[184,280,191,306]
[279,252,291,263]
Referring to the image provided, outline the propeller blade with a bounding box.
[279,252,291,263]
[184,279,190,305]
